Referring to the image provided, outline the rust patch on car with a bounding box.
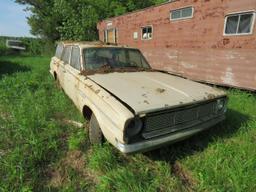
[205,92,216,99]
[80,65,156,76]
[144,100,150,104]
[156,88,166,93]
[85,83,102,94]
[95,90,101,94]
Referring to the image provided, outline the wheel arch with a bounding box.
[82,105,93,121]
[53,71,57,80]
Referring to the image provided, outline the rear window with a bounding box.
[55,44,64,58]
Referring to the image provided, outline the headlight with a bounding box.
[216,98,227,113]
[125,117,143,138]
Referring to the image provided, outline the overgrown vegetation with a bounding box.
[15,0,166,41]
[0,56,255,191]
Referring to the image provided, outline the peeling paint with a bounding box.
[181,62,195,69]
[221,67,236,85]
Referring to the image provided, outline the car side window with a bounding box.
[61,46,72,64]
[55,44,64,58]
[70,47,81,71]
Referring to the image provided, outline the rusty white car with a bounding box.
[50,41,227,154]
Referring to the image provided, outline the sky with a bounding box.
[0,0,32,37]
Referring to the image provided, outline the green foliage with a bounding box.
[15,0,166,41]
[88,144,119,172]
[16,0,61,41]
[68,129,86,150]
[0,55,83,191]
[182,90,256,192]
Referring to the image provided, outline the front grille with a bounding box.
[142,101,217,139]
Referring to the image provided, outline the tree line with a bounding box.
[15,0,165,42]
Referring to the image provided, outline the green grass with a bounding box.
[0,55,255,191]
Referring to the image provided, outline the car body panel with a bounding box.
[88,71,226,114]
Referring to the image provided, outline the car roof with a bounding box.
[58,41,135,49]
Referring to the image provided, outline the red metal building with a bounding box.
[97,0,256,91]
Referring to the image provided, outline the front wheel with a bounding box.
[89,113,103,145]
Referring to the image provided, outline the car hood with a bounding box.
[88,72,226,114]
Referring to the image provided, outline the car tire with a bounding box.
[89,113,103,145]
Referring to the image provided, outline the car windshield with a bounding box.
[83,48,151,70]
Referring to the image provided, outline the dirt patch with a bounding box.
[47,150,98,188]
[172,161,198,191]
[0,105,11,121]
[63,150,85,170]
[52,112,66,121]
[47,150,85,187]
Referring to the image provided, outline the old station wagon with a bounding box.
[50,41,228,153]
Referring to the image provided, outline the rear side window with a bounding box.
[70,47,81,71]
[55,44,64,58]
[61,46,72,64]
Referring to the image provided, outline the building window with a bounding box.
[142,26,153,40]
[170,7,194,21]
[224,12,255,35]
[104,28,117,44]
[133,32,138,40]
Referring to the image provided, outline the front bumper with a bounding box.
[115,115,225,154]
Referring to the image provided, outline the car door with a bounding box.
[63,46,82,106]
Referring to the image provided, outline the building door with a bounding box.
[105,28,117,44]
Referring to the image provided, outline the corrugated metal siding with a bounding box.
[97,0,256,90]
